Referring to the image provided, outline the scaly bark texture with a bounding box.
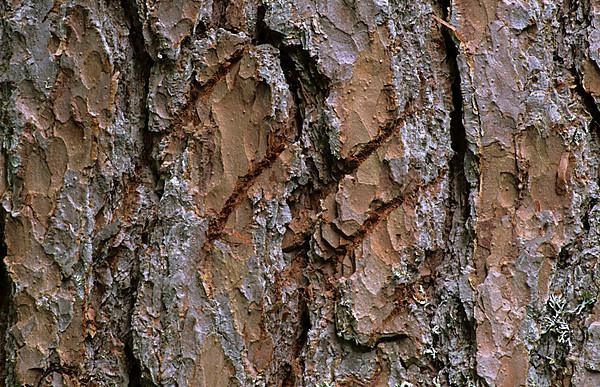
[0,0,599,386]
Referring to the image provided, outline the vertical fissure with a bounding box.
[124,336,144,387]
[254,7,335,378]
[120,0,161,193]
[437,0,482,384]
[255,4,334,176]
[440,1,469,196]
[119,1,156,385]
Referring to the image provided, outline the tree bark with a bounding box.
[0,0,599,386]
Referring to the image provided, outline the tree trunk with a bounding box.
[1,0,599,385]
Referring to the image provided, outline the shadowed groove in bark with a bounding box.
[571,67,600,134]
[120,243,147,386]
[281,285,311,386]
[336,332,410,353]
[124,337,150,387]
[297,290,311,356]
[121,0,161,191]
[255,7,338,378]
[256,4,334,167]
[439,0,468,187]
[436,0,482,383]
[255,5,283,47]
[119,1,158,385]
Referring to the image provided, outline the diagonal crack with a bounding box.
[335,172,447,271]
[204,139,288,246]
[180,47,247,127]
[166,47,247,249]
[334,101,415,180]
[282,102,416,253]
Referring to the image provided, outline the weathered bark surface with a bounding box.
[0,0,599,385]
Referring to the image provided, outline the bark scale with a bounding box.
[0,0,599,386]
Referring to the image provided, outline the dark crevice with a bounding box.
[557,243,574,269]
[124,244,147,386]
[438,0,472,231]
[281,288,311,386]
[281,363,295,387]
[254,9,336,381]
[440,0,470,272]
[256,4,334,172]
[582,198,597,232]
[255,2,422,374]
[124,336,150,387]
[297,290,311,357]
[279,46,324,144]
[437,0,483,384]
[337,330,409,353]
[283,45,336,175]
[0,208,12,384]
[120,0,149,67]
[120,0,161,195]
[440,0,469,185]
[571,67,600,135]
[119,2,155,386]
[455,298,481,381]
[255,5,284,48]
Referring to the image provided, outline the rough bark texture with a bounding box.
[0,0,599,386]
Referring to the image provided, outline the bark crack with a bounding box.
[336,331,409,353]
[204,138,288,246]
[571,67,600,134]
[281,102,416,253]
[435,0,482,383]
[336,172,446,269]
[121,0,161,193]
[204,7,333,247]
[253,9,336,378]
[118,1,158,385]
[165,19,248,250]
[124,337,145,387]
[333,102,415,180]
